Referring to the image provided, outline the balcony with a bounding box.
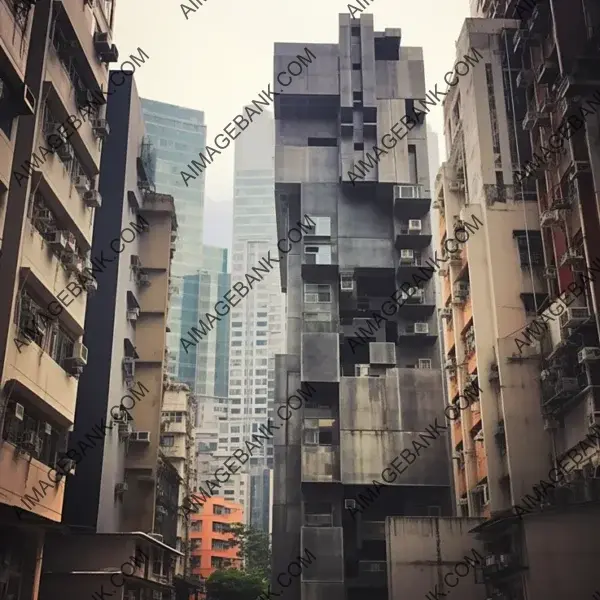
[356,561,387,587]
[452,419,462,446]
[476,553,525,583]
[4,334,79,423]
[30,142,94,244]
[0,439,65,521]
[555,64,600,100]
[396,288,435,320]
[516,67,534,89]
[0,0,32,81]
[395,221,432,250]
[541,371,582,409]
[44,46,102,170]
[393,184,430,219]
[51,0,113,89]
[536,59,559,86]
[475,442,487,483]
[444,322,456,355]
[448,375,459,400]
[396,253,426,278]
[512,25,530,53]
[21,222,87,329]
[522,107,549,132]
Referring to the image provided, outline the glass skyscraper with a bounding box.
[141,99,228,397]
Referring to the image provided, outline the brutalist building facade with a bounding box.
[273,14,452,600]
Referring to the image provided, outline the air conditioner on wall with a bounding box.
[578,347,600,364]
[408,219,422,231]
[414,322,429,334]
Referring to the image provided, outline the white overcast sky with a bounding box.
[114,0,470,247]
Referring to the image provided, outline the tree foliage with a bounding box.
[206,568,266,600]
[228,523,271,581]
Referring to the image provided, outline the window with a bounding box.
[160,435,175,447]
[418,359,432,369]
[231,409,241,414]
[304,244,332,265]
[307,138,338,147]
[304,284,332,303]
[256,340,267,346]
[231,426,240,433]
[408,145,418,184]
[231,437,240,443]
[213,521,231,533]
[354,142,364,150]
[352,63,361,70]
[232,341,242,347]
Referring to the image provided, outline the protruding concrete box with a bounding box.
[386,517,485,600]
[369,342,396,366]
[301,333,340,382]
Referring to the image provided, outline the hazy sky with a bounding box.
[114,0,470,245]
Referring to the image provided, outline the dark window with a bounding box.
[319,429,333,445]
[353,92,363,104]
[351,26,360,35]
[352,63,361,70]
[307,137,338,147]
[354,142,364,150]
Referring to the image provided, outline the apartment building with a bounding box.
[189,497,243,580]
[437,3,600,599]
[140,99,209,393]
[51,70,192,600]
[0,0,116,597]
[160,382,197,578]
[195,394,249,509]
[270,14,489,600]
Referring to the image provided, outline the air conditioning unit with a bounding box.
[559,247,585,267]
[543,417,559,430]
[94,32,119,62]
[83,190,102,208]
[131,255,141,269]
[458,498,468,506]
[540,209,563,227]
[56,143,74,162]
[20,431,39,452]
[156,505,167,516]
[21,312,45,339]
[44,422,52,435]
[453,281,469,298]
[452,451,464,460]
[64,231,76,254]
[473,430,484,442]
[115,482,128,494]
[559,307,590,329]
[578,347,600,364]
[118,422,132,439]
[432,200,442,210]
[137,272,150,286]
[340,274,354,292]
[69,341,88,366]
[33,207,52,223]
[438,267,448,277]
[15,403,25,421]
[63,253,84,275]
[355,364,370,377]
[449,181,465,192]
[60,458,77,475]
[588,411,600,428]
[45,123,65,149]
[344,499,357,509]
[74,176,91,194]
[543,266,557,279]
[91,118,110,139]
[82,274,98,294]
[123,357,135,381]
[441,307,452,320]
[400,249,414,261]
[444,358,457,371]
[127,307,140,321]
[47,229,67,251]
[408,219,422,231]
[414,322,429,334]
[131,431,151,443]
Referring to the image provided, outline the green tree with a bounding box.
[206,568,266,600]
[228,523,271,581]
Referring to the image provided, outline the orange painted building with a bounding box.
[189,496,244,580]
